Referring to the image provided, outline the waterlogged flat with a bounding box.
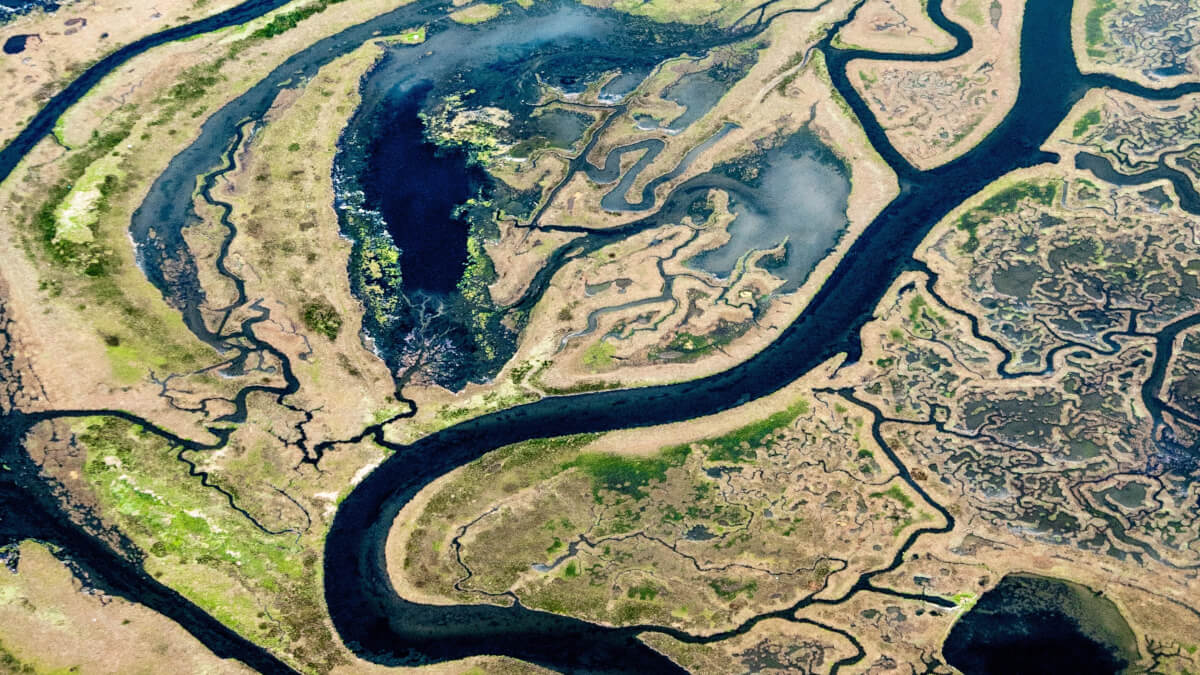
[1,0,1200,671]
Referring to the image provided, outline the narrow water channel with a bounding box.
[1,0,1199,670]
[322,0,1200,668]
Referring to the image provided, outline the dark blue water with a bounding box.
[2,33,35,52]
[943,574,1138,674]
[662,70,726,131]
[2,0,1199,670]
[330,5,732,388]
[588,123,736,212]
[533,108,593,148]
[599,68,650,101]
[362,83,481,295]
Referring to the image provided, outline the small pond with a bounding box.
[942,573,1140,674]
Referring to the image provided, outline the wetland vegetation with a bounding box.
[1,0,1200,671]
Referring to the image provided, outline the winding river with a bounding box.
[323,0,1200,670]
[2,0,1200,672]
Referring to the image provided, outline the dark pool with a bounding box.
[943,573,1140,674]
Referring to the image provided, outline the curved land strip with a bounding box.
[843,0,1025,170]
[832,0,955,55]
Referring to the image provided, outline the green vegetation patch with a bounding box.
[75,417,342,671]
[1072,108,1102,138]
[869,484,916,509]
[424,434,601,519]
[608,0,728,24]
[956,180,1057,253]
[651,320,750,363]
[698,398,810,464]
[34,121,135,275]
[626,583,659,601]
[952,592,978,609]
[561,444,690,500]
[301,298,343,340]
[251,0,348,39]
[166,67,221,103]
[396,26,426,44]
[955,0,986,26]
[1084,0,1115,49]
[582,340,616,371]
[773,50,806,95]
[0,640,35,674]
[708,577,757,600]
[907,294,948,334]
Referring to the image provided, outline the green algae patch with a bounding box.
[457,226,505,363]
[423,96,513,166]
[450,3,502,24]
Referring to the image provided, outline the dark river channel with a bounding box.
[1,0,1200,671]
[322,0,1200,670]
